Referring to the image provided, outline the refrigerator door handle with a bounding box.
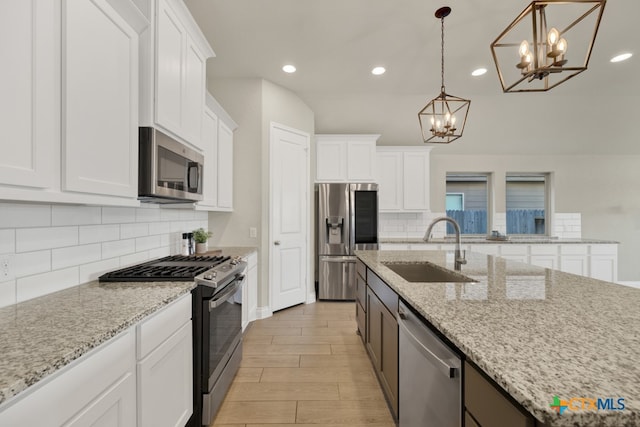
[320,256,357,263]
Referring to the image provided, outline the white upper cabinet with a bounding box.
[0,0,145,206]
[315,134,379,182]
[376,146,431,212]
[62,0,147,198]
[0,1,57,189]
[140,0,214,151]
[217,120,234,210]
[200,106,219,208]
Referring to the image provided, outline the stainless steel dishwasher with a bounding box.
[398,301,462,427]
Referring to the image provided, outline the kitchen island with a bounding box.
[356,250,639,427]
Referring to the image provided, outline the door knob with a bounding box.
[274,240,281,245]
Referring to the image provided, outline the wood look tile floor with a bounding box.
[210,301,396,427]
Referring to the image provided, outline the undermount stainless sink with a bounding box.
[382,262,476,283]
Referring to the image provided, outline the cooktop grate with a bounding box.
[98,255,230,282]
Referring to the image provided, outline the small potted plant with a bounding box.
[192,228,212,254]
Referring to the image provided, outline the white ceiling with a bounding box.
[184,0,639,155]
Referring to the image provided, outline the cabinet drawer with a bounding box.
[465,362,534,427]
[366,269,398,315]
[137,293,191,359]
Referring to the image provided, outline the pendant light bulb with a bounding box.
[548,27,559,45]
[557,38,567,54]
[519,40,530,56]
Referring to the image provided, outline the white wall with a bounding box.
[429,153,640,280]
[0,202,208,307]
[206,78,315,310]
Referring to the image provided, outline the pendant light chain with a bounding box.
[440,15,445,94]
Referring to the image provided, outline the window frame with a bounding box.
[505,172,552,236]
[445,172,492,236]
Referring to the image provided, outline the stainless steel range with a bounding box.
[99,254,247,427]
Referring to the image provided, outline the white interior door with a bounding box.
[270,123,310,312]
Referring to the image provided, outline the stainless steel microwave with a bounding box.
[138,127,204,203]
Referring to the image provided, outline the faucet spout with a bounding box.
[423,216,467,270]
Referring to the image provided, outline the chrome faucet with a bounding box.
[424,216,467,270]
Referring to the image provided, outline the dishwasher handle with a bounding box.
[398,307,458,379]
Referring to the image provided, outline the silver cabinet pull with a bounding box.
[274,240,281,245]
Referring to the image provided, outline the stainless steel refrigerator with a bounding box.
[317,183,378,300]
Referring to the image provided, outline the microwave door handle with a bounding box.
[187,162,198,192]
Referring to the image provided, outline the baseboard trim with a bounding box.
[255,306,272,319]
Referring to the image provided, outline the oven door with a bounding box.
[201,274,245,425]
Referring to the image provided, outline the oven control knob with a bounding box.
[230,258,238,265]
[204,272,215,280]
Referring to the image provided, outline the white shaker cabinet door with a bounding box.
[402,151,430,211]
[137,321,193,427]
[217,120,234,210]
[155,0,185,137]
[200,107,219,207]
[182,36,206,150]
[0,0,57,189]
[316,140,347,181]
[376,151,403,211]
[62,0,141,198]
[347,140,376,181]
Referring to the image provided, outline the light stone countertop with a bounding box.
[355,250,639,427]
[0,246,256,407]
[380,237,619,244]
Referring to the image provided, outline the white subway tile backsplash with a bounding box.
[0,229,15,254]
[14,250,51,277]
[16,226,78,253]
[0,280,16,308]
[79,258,120,284]
[102,239,136,259]
[52,244,101,270]
[160,209,182,221]
[136,235,161,252]
[0,203,51,229]
[120,251,149,267]
[121,223,149,239]
[148,222,166,236]
[52,206,101,226]
[102,207,136,224]
[135,207,161,223]
[0,202,207,305]
[17,267,79,303]
[79,224,120,244]
[149,246,171,259]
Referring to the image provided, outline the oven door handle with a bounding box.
[208,276,244,311]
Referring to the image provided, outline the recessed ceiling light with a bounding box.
[610,53,632,63]
[471,68,487,77]
[282,64,296,73]
[371,66,386,75]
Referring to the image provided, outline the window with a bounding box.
[506,174,547,234]
[446,174,488,235]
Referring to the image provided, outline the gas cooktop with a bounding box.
[99,255,230,282]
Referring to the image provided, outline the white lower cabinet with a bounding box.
[0,330,136,426]
[242,251,259,330]
[0,294,193,427]
[137,322,192,427]
[136,293,192,427]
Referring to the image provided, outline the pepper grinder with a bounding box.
[187,232,195,255]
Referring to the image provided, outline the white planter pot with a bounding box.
[195,242,208,254]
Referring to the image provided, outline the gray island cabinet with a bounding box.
[355,250,640,427]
